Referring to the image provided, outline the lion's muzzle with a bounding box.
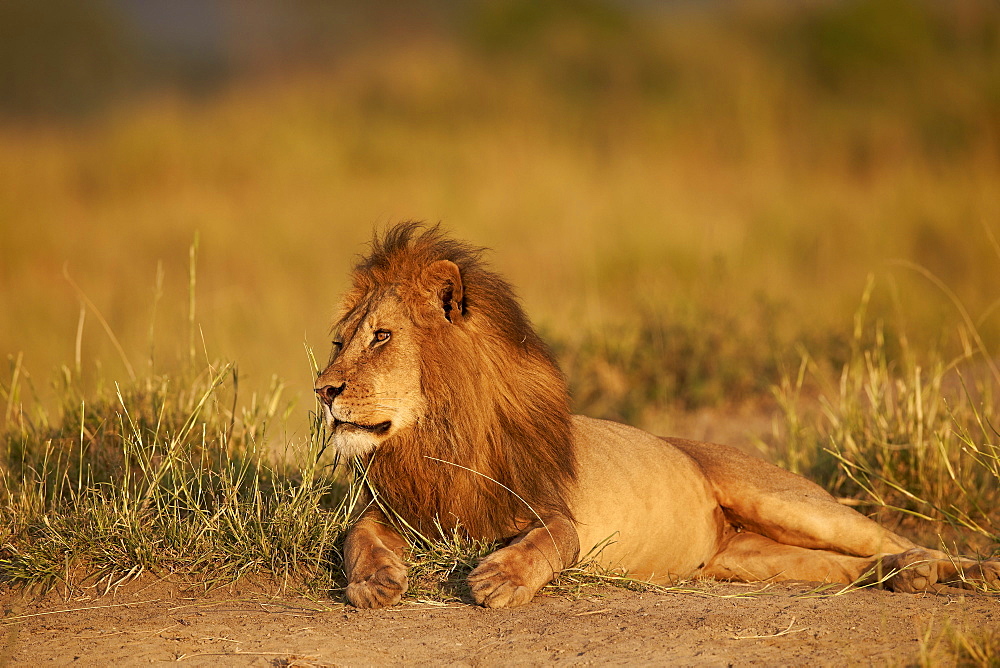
[314,383,393,437]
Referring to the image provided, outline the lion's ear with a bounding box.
[420,259,464,323]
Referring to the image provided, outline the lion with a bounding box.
[314,222,1000,609]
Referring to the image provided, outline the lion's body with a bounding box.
[315,223,999,609]
[571,417,724,580]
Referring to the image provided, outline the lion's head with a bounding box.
[315,223,576,540]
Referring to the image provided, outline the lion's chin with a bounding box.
[332,429,381,459]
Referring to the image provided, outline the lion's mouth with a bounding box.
[332,418,392,435]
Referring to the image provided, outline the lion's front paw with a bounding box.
[468,552,538,609]
[346,555,408,608]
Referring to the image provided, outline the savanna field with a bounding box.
[2,1,1000,663]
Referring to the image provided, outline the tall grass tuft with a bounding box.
[774,277,1000,550]
[0,355,351,593]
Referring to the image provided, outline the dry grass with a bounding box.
[773,275,1000,552]
[1,314,351,592]
[919,620,1000,668]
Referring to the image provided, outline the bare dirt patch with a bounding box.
[4,577,997,666]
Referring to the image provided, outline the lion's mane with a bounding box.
[341,222,577,540]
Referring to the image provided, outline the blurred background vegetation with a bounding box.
[2,0,999,433]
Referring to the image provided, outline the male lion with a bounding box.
[315,222,1000,609]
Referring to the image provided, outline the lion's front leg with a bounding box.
[468,515,580,609]
[344,510,409,608]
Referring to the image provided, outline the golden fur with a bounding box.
[315,223,1000,609]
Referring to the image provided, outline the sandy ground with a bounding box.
[3,576,998,666]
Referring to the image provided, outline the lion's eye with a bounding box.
[331,341,343,350]
[372,330,391,345]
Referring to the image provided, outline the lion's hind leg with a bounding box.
[669,439,1000,593]
[669,438,916,557]
[702,533,1000,593]
[700,531,877,586]
[881,548,1000,593]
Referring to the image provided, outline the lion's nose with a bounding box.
[315,383,346,406]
